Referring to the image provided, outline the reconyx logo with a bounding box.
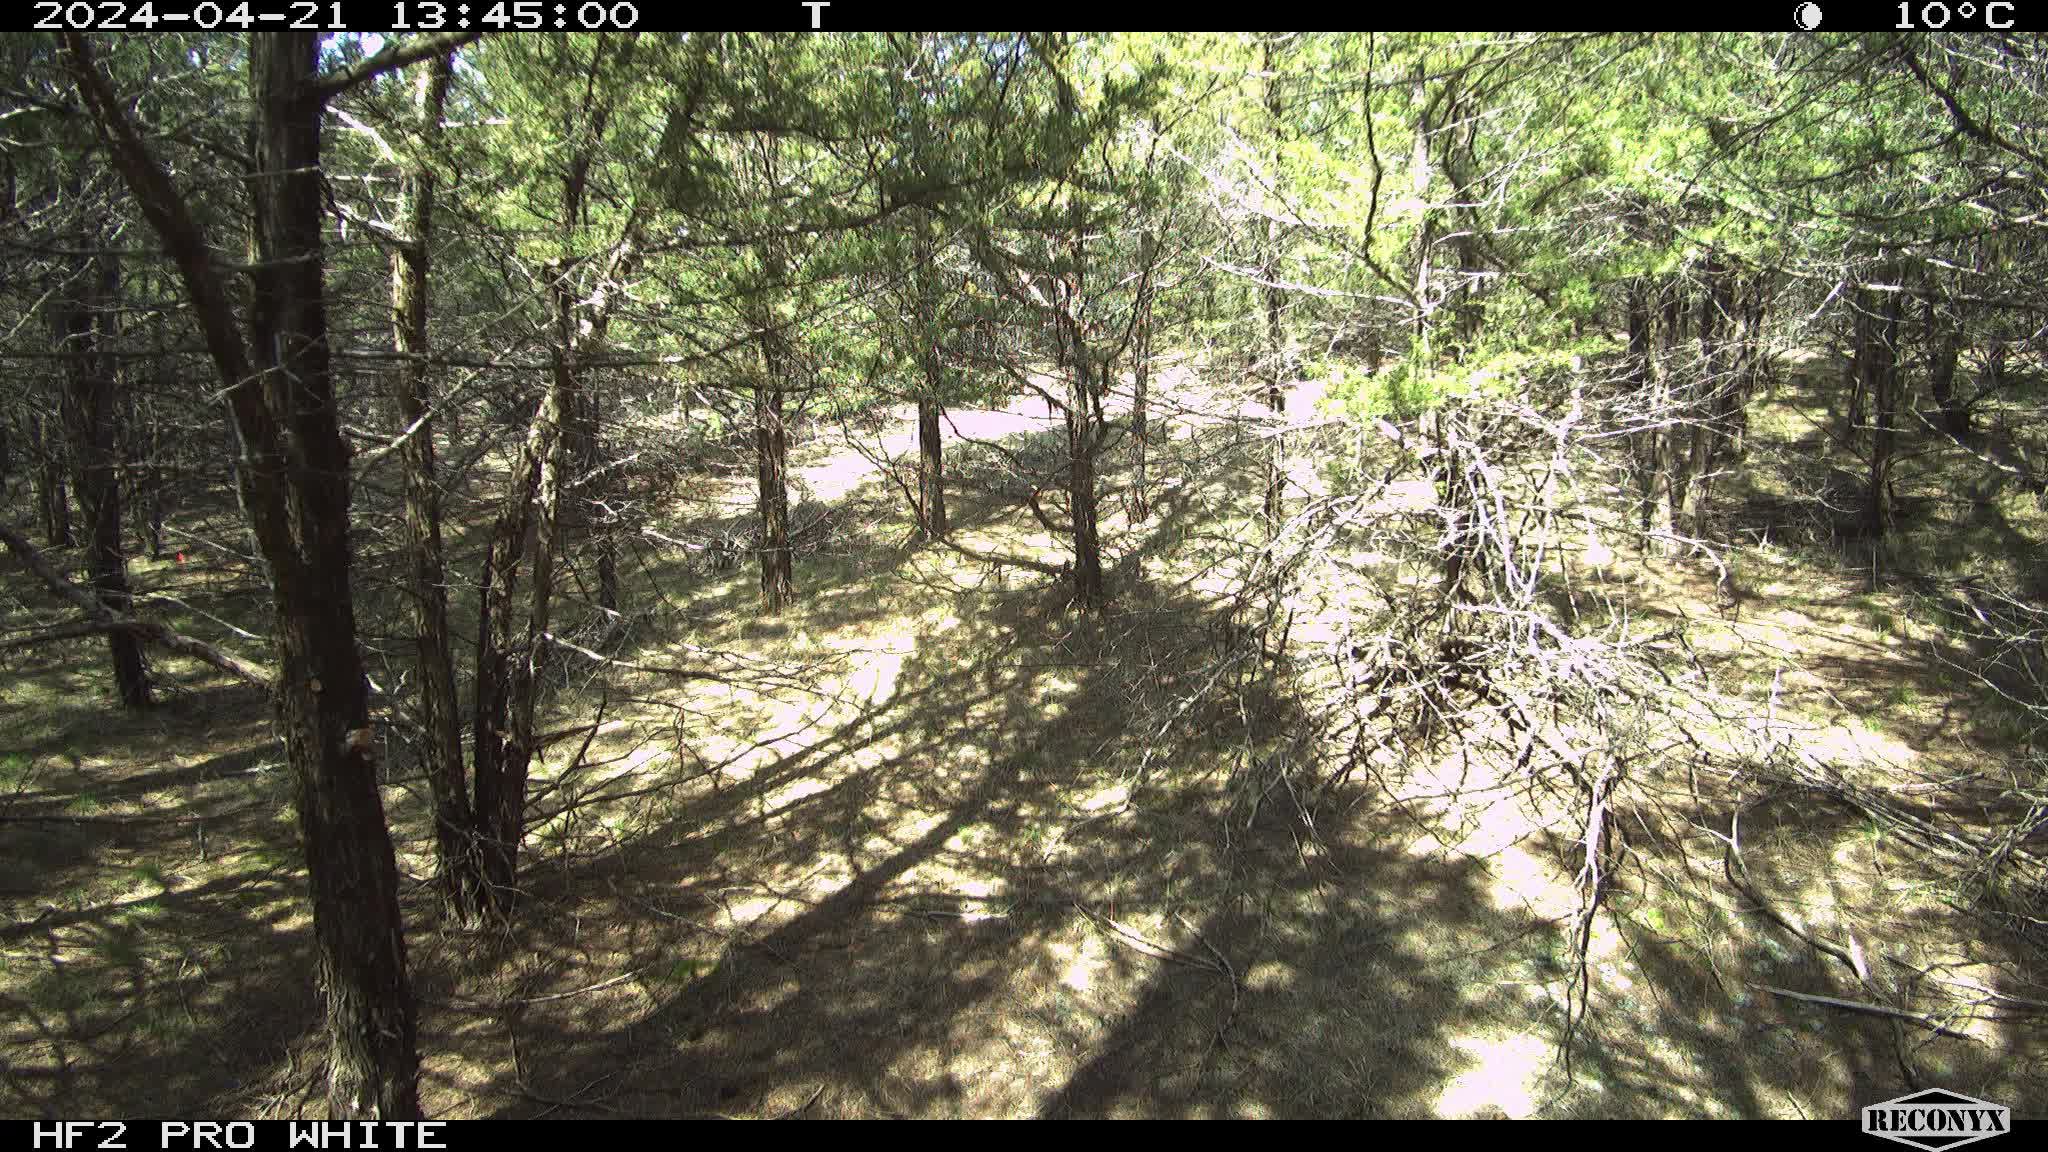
[1862,1089,2011,1150]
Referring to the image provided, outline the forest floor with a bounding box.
[3,355,2046,1118]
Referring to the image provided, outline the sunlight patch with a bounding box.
[1482,841,1576,920]
[1434,1029,1550,1118]
[766,777,832,811]
[1078,782,1129,812]
[1049,932,1108,994]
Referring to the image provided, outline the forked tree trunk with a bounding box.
[472,406,547,918]
[500,355,572,897]
[68,30,430,1119]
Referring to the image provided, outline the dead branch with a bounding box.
[0,520,272,689]
[1753,984,1980,1041]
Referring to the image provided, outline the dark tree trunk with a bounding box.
[1925,295,1967,439]
[1262,46,1289,535]
[1409,60,1435,349]
[499,357,571,905]
[917,397,946,539]
[1130,229,1155,524]
[471,410,546,918]
[389,53,483,924]
[1847,301,1870,443]
[67,30,428,1120]
[32,408,71,547]
[1650,280,1684,550]
[57,245,150,708]
[1725,271,1769,459]
[1626,279,1658,533]
[914,213,947,540]
[1063,309,1105,610]
[1864,282,1902,541]
[755,313,794,612]
[245,33,420,1120]
[1681,257,1733,540]
[132,389,165,559]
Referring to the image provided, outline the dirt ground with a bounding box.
[4,361,2046,1119]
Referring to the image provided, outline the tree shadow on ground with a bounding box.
[0,682,321,1119]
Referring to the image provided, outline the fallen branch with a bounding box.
[0,520,272,689]
[1753,984,1979,1041]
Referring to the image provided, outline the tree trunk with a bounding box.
[67,30,425,1120]
[1409,60,1435,351]
[1073,342,1105,610]
[917,397,946,539]
[755,325,795,613]
[1130,230,1155,524]
[1925,295,1966,439]
[1650,280,1683,550]
[499,355,571,904]
[472,405,546,919]
[247,33,420,1120]
[132,388,165,559]
[1262,44,1290,535]
[1626,279,1659,533]
[914,213,948,540]
[389,53,483,924]
[57,244,150,708]
[1680,257,1732,540]
[31,407,71,548]
[1864,282,1902,541]
[1847,301,1870,443]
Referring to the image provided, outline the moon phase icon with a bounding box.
[1794,2,1823,29]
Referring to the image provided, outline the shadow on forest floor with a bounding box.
[5,368,2048,1118]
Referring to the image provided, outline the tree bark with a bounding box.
[1925,294,1966,439]
[1130,230,1155,524]
[1067,368,1105,608]
[755,325,795,612]
[1649,279,1683,550]
[1626,279,1658,533]
[1262,42,1289,535]
[131,385,165,559]
[1062,301,1106,610]
[68,30,422,1120]
[917,397,947,539]
[914,213,948,540]
[498,354,572,905]
[31,407,71,548]
[1680,256,1732,540]
[1864,281,1902,541]
[389,52,483,924]
[56,240,150,707]
[471,402,547,919]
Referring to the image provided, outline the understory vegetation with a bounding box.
[2,29,2046,1119]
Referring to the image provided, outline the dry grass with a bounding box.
[3,360,2046,1118]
